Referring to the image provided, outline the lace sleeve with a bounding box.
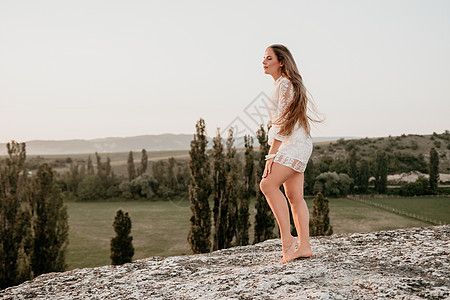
[272,79,294,142]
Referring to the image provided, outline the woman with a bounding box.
[260,44,319,264]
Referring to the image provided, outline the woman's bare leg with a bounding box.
[260,162,297,264]
[283,172,312,259]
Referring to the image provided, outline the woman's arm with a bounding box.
[268,139,282,155]
[271,79,294,141]
[262,79,294,178]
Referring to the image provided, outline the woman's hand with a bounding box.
[262,158,274,178]
[263,139,281,178]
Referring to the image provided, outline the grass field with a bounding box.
[355,196,450,224]
[324,197,432,233]
[27,149,191,177]
[65,196,441,270]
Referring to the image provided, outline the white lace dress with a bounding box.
[267,75,313,173]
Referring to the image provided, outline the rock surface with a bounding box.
[1,226,449,300]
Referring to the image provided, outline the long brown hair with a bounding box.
[269,44,322,137]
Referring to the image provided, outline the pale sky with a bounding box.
[1,0,449,143]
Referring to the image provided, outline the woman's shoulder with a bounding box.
[281,75,290,82]
[280,76,292,86]
[278,76,293,91]
[274,75,291,88]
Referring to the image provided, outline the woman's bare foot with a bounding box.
[291,246,313,260]
[279,236,297,264]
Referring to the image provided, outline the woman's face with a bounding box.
[262,47,282,75]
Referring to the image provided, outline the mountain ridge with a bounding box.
[0,134,355,155]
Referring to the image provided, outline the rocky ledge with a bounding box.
[1,226,449,300]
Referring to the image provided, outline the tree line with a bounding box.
[0,141,139,288]
[0,142,68,289]
[187,119,275,253]
[304,147,440,197]
[55,149,190,202]
[52,137,442,202]
[19,130,436,203]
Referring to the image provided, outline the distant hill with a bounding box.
[0,134,353,155]
[311,132,450,173]
[0,134,194,155]
[3,132,448,178]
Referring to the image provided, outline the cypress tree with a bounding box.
[348,149,357,193]
[254,125,275,243]
[167,157,177,190]
[127,151,136,181]
[309,192,333,236]
[187,118,212,253]
[212,129,226,250]
[79,163,86,179]
[152,160,166,191]
[429,147,439,193]
[236,135,253,246]
[375,150,388,194]
[0,141,33,288]
[139,149,148,176]
[348,149,357,178]
[95,152,102,175]
[67,162,80,193]
[110,209,134,265]
[87,155,94,175]
[358,159,370,193]
[29,163,69,276]
[105,156,112,178]
[243,135,255,198]
[304,159,318,196]
[224,128,239,248]
[236,191,250,246]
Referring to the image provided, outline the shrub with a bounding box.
[338,173,353,196]
[77,175,106,201]
[318,156,334,173]
[388,152,427,173]
[399,176,431,196]
[345,142,356,152]
[313,172,353,197]
[110,209,134,265]
[130,175,155,199]
[314,172,339,197]
[309,193,333,236]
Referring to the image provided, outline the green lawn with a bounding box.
[66,196,436,270]
[354,196,450,224]
[66,200,193,270]
[324,198,431,234]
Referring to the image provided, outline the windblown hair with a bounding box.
[269,44,322,137]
